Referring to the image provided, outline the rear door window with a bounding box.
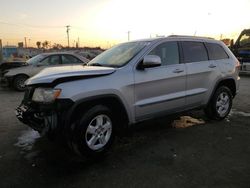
[40,55,60,65]
[205,43,229,60]
[62,55,83,64]
[182,41,208,63]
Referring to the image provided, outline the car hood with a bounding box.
[4,64,29,76]
[26,65,116,85]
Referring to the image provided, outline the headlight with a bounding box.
[32,88,61,103]
[2,70,9,76]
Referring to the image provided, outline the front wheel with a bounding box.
[71,105,115,158]
[13,75,28,91]
[205,86,233,120]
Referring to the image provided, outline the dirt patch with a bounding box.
[172,116,205,128]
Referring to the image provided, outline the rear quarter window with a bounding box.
[205,43,229,60]
[181,41,208,63]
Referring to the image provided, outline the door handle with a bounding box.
[208,64,216,68]
[173,69,184,73]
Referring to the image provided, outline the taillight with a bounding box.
[236,60,241,70]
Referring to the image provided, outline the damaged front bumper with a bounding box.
[15,89,74,134]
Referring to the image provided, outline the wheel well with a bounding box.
[71,96,129,130]
[216,78,236,97]
[8,74,29,87]
[13,74,29,82]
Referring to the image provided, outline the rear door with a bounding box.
[134,41,186,120]
[205,42,231,74]
[182,41,219,108]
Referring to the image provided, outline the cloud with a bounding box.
[19,13,28,20]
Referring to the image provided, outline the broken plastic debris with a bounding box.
[172,116,205,128]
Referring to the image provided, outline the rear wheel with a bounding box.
[205,86,232,120]
[13,75,28,91]
[70,105,115,158]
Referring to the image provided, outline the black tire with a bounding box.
[70,105,115,158]
[13,75,28,91]
[204,86,233,120]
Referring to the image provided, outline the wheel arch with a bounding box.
[12,73,29,83]
[216,78,236,97]
[208,77,236,105]
[65,94,130,131]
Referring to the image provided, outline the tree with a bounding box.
[42,41,49,49]
[52,43,63,50]
[36,41,41,49]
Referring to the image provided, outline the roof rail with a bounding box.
[168,35,214,39]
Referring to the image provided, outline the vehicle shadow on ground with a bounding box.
[16,110,209,175]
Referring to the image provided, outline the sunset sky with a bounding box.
[1,0,250,48]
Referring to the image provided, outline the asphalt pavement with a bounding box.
[0,77,250,188]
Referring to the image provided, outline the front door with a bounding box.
[134,41,186,121]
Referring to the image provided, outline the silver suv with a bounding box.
[16,36,240,157]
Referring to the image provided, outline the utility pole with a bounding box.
[24,37,27,48]
[0,39,3,63]
[127,31,130,41]
[66,25,70,48]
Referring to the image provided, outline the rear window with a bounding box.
[205,43,229,60]
[182,41,208,63]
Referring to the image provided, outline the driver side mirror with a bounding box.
[138,55,161,69]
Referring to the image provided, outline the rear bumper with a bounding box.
[239,62,250,75]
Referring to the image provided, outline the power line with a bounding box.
[71,26,87,30]
[0,21,64,29]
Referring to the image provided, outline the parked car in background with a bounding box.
[0,60,26,76]
[2,52,89,91]
[16,36,240,158]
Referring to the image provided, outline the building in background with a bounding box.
[1,46,42,62]
[2,46,18,61]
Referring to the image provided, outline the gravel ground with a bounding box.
[0,76,250,188]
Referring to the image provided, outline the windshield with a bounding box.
[27,54,47,65]
[239,33,250,47]
[87,41,149,67]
